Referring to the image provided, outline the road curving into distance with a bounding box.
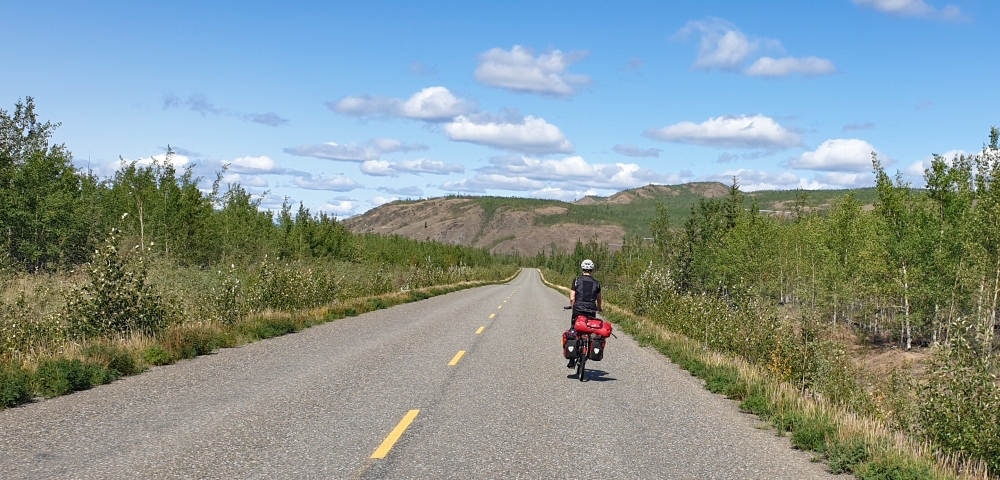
[0,269,843,479]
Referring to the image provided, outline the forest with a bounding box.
[541,129,1000,477]
[0,98,518,407]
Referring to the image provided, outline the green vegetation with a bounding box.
[539,130,1000,478]
[0,98,518,407]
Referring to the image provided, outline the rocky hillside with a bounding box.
[342,197,625,256]
[342,182,876,256]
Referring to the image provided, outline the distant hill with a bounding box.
[342,183,877,256]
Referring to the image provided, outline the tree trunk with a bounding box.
[903,261,911,350]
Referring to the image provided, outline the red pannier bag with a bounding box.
[573,315,612,337]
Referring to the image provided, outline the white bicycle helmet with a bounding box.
[580,259,595,271]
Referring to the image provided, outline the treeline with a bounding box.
[0,98,517,401]
[0,98,503,272]
[538,128,1000,475]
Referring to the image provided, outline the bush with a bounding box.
[34,357,110,398]
[790,413,834,452]
[246,318,297,339]
[163,326,222,360]
[0,362,31,408]
[83,343,143,377]
[825,433,869,474]
[142,346,173,366]
[65,230,166,338]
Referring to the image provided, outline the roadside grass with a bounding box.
[538,271,989,480]
[0,270,518,409]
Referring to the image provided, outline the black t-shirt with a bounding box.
[572,275,601,314]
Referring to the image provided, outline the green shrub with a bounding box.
[370,298,387,310]
[65,230,166,338]
[34,358,110,398]
[344,308,358,317]
[854,455,936,480]
[83,343,143,377]
[164,327,221,360]
[142,346,173,366]
[0,363,31,408]
[825,434,869,474]
[790,413,834,452]
[246,318,297,339]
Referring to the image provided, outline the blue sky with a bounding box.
[3,0,998,216]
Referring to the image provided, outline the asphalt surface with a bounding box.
[0,269,843,479]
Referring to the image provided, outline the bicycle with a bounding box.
[563,306,611,382]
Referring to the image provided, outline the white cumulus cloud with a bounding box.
[787,139,882,172]
[474,45,591,96]
[220,173,268,188]
[745,56,836,76]
[369,195,399,207]
[852,0,965,21]
[675,18,834,76]
[284,138,428,162]
[903,149,971,176]
[133,153,190,168]
[329,86,474,121]
[322,199,357,215]
[644,114,803,150]
[293,175,361,191]
[444,114,573,154]
[229,155,278,173]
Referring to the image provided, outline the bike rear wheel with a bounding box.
[577,337,588,381]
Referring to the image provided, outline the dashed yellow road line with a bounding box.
[489,313,496,319]
[371,410,419,459]
[476,326,485,334]
[497,305,502,309]
[448,350,466,366]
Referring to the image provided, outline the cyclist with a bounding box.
[568,259,602,368]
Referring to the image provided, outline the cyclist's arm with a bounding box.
[597,292,603,312]
[569,289,576,307]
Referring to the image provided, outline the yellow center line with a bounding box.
[476,326,485,334]
[489,313,496,319]
[448,350,466,366]
[371,410,420,459]
[497,305,502,309]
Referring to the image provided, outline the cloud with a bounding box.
[613,144,661,158]
[439,178,488,194]
[322,199,357,215]
[843,122,876,131]
[456,154,690,193]
[644,114,803,150]
[443,114,573,154]
[409,61,438,76]
[852,0,966,21]
[247,112,289,126]
[674,18,834,76]
[474,45,591,96]
[161,146,201,158]
[359,158,464,177]
[220,173,268,188]
[369,195,399,207]
[162,93,287,126]
[622,56,644,72]
[328,86,474,121]
[675,18,767,71]
[903,149,971,176]
[527,187,601,202]
[744,56,836,76]
[228,155,279,173]
[132,153,190,168]
[378,186,424,197]
[786,139,883,172]
[284,138,428,162]
[704,169,873,191]
[293,174,361,191]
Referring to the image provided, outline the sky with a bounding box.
[3,0,998,217]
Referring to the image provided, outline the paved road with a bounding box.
[0,269,841,479]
